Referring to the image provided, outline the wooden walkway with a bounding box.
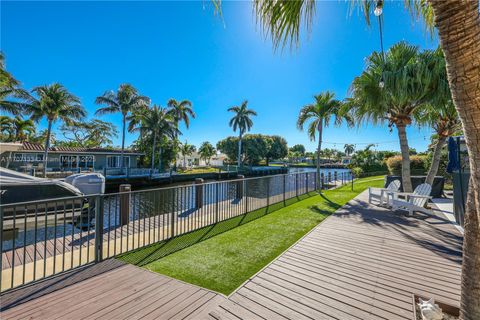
[0,259,226,320]
[205,191,463,320]
[0,190,463,319]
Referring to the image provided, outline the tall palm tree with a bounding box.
[228,100,257,168]
[95,84,149,171]
[415,49,462,186]
[344,144,355,156]
[347,43,436,192]
[167,99,195,170]
[179,141,195,168]
[12,116,35,142]
[297,91,353,188]
[0,52,30,115]
[130,105,178,172]
[25,83,86,176]
[252,2,480,316]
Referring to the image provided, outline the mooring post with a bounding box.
[119,184,131,226]
[236,175,245,200]
[195,178,204,209]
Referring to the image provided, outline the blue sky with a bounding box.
[1,1,438,152]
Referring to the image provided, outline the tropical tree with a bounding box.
[0,52,30,115]
[179,141,196,168]
[59,119,118,148]
[198,141,216,165]
[344,144,355,156]
[290,144,306,156]
[297,91,353,188]
[412,47,461,186]
[347,43,438,192]
[0,116,13,141]
[95,84,149,171]
[12,116,35,142]
[130,105,178,171]
[228,100,257,167]
[25,83,86,176]
[167,98,195,169]
[252,1,480,317]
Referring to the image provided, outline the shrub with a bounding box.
[351,167,364,177]
[386,155,427,175]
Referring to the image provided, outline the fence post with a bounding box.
[283,174,286,206]
[119,184,131,226]
[244,178,248,214]
[215,182,219,223]
[320,173,324,190]
[351,173,354,191]
[195,178,204,209]
[295,173,299,198]
[171,188,176,238]
[307,173,310,193]
[266,176,270,208]
[236,175,244,200]
[94,195,104,262]
[328,172,331,189]
[334,171,337,188]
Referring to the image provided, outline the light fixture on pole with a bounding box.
[376,0,386,89]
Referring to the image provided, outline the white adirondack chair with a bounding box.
[368,179,401,206]
[387,183,432,216]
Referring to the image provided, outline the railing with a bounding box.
[0,170,352,292]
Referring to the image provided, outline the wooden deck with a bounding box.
[0,259,226,320]
[205,191,463,320]
[0,190,463,319]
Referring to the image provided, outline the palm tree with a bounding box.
[415,49,462,186]
[12,116,35,142]
[95,84,149,171]
[179,141,195,168]
[25,83,86,176]
[344,144,355,156]
[252,2,480,316]
[167,98,195,170]
[198,141,216,165]
[347,43,437,192]
[130,105,178,172]
[228,100,257,167]
[297,91,353,188]
[0,52,30,115]
[0,116,13,141]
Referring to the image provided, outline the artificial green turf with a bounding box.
[118,176,384,295]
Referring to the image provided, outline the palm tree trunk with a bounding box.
[425,135,447,186]
[151,132,157,171]
[396,123,412,193]
[237,133,242,168]
[43,120,53,178]
[316,119,323,190]
[120,113,126,173]
[428,1,480,319]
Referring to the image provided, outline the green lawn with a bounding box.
[177,167,219,174]
[118,176,384,295]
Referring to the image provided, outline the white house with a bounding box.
[176,151,227,168]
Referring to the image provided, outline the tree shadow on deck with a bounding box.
[333,197,463,264]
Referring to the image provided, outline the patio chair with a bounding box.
[387,183,432,216]
[368,179,401,206]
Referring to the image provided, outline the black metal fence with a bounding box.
[0,170,352,292]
